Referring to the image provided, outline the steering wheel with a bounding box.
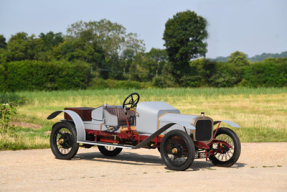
[122,93,140,109]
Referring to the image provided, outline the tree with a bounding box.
[0,48,7,64]
[228,51,249,67]
[66,19,127,58]
[146,48,168,76]
[6,32,47,61]
[39,31,64,50]
[128,52,149,82]
[6,32,29,61]
[66,19,145,79]
[163,10,208,84]
[0,35,7,49]
[27,34,46,60]
[0,35,7,64]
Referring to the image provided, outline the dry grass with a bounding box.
[1,87,287,150]
[19,90,286,130]
[0,132,49,150]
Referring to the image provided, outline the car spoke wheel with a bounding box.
[50,122,79,160]
[98,146,123,156]
[160,130,195,171]
[56,128,73,154]
[210,127,241,167]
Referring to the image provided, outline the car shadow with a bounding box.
[74,150,246,170]
[188,161,246,171]
[74,151,163,166]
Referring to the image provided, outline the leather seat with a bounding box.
[104,108,135,126]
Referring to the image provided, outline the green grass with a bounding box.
[1,87,287,150]
[3,87,287,105]
[263,166,275,168]
[0,126,51,150]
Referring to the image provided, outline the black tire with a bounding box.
[98,146,123,156]
[50,121,79,160]
[210,127,241,167]
[160,130,195,171]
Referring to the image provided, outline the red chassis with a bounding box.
[84,117,231,160]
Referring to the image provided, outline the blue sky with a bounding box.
[0,0,286,58]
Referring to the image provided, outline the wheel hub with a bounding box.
[172,148,178,154]
[172,144,183,158]
[58,133,72,149]
[221,145,230,153]
[59,138,64,144]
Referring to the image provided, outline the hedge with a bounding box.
[0,64,5,91]
[3,60,91,91]
[1,58,287,91]
[241,58,287,87]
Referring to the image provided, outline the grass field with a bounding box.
[1,87,287,150]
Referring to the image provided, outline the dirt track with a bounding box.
[1,143,287,192]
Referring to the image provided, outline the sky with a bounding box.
[0,0,286,58]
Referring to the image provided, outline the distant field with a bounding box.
[1,87,287,150]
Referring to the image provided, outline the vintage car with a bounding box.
[47,93,241,171]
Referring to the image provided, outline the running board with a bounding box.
[78,141,134,149]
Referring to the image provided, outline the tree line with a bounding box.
[0,10,286,91]
[0,19,169,82]
[215,51,287,62]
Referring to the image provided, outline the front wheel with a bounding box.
[98,146,123,156]
[209,127,241,167]
[160,130,195,171]
[50,122,79,160]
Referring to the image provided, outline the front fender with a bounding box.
[214,120,240,128]
[47,110,86,141]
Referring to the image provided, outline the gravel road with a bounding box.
[1,143,287,192]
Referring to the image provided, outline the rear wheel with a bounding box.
[98,146,123,156]
[50,122,79,160]
[209,127,241,167]
[160,130,195,171]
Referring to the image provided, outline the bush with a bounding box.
[55,60,91,90]
[4,60,91,91]
[0,102,17,133]
[89,78,108,89]
[0,92,26,104]
[115,80,142,89]
[152,76,167,88]
[241,58,287,87]
[89,78,150,89]
[189,58,216,87]
[0,64,5,91]
[1,57,287,90]
[152,75,178,88]
[209,62,242,87]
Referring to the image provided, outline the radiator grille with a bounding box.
[195,120,212,141]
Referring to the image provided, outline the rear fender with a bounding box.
[214,120,240,128]
[47,110,86,141]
